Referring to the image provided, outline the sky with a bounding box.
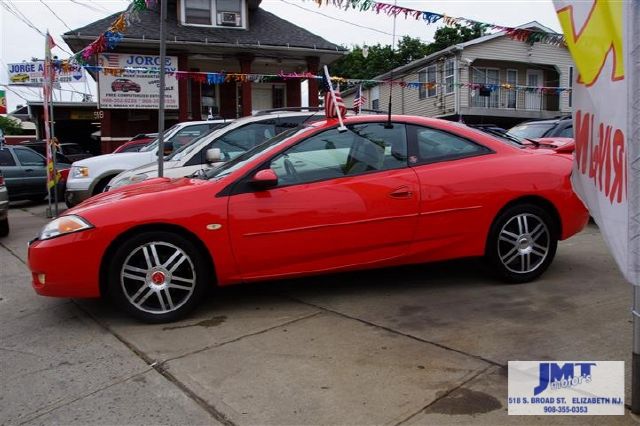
[0,0,563,112]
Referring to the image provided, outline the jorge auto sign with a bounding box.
[98,53,179,110]
[7,61,85,85]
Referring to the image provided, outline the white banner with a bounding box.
[554,0,639,285]
[7,61,86,85]
[97,53,179,110]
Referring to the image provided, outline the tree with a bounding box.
[329,25,487,81]
[0,116,23,135]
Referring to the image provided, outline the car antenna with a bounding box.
[385,1,398,129]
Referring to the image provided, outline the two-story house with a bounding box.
[63,0,345,152]
[342,22,574,129]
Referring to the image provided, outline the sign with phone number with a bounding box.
[508,361,624,415]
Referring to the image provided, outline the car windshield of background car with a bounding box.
[166,123,231,161]
[139,125,179,152]
[509,123,555,139]
[206,127,312,181]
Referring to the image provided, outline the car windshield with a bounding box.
[206,127,311,181]
[139,125,178,152]
[508,123,555,139]
[166,123,231,161]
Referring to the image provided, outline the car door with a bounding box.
[406,125,496,261]
[227,122,420,280]
[0,148,22,198]
[13,147,47,196]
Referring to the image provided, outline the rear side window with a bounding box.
[15,148,46,166]
[0,149,16,166]
[410,126,491,164]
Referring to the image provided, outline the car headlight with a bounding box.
[109,173,148,190]
[71,166,89,178]
[39,215,93,240]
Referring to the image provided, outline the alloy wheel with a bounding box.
[120,241,196,314]
[497,213,550,274]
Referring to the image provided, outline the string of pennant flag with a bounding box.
[311,0,566,45]
[49,62,572,94]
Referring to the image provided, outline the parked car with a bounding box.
[28,115,589,322]
[107,111,324,190]
[0,145,70,201]
[0,170,8,237]
[20,140,93,162]
[111,78,141,93]
[508,116,573,139]
[64,120,228,207]
[113,134,158,154]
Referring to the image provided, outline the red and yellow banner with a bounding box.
[553,0,639,285]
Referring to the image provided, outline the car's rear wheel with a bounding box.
[485,204,558,283]
[108,231,207,322]
[0,217,9,237]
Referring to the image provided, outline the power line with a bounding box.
[278,0,395,37]
[69,0,115,14]
[39,0,73,32]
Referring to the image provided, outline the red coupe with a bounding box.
[28,115,588,322]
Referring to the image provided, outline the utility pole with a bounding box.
[156,0,167,177]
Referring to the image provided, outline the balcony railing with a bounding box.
[468,87,559,112]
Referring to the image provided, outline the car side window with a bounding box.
[558,125,573,138]
[14,148,45,166]
[276,115,311,133]
[411,126,490,164]
[166,124,211,153]
[269,123,407,186]
[0,149,16,166]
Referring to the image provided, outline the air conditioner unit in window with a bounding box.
[217,12,241,27]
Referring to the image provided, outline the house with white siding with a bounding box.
[342,22,574,129]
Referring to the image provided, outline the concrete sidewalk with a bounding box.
[1,203,638,425]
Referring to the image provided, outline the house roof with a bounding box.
[342,21,561,96]
[62,5,346,56]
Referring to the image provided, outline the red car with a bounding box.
[111,78,141,93]
[28,115,589,322]
[113,135,157,153]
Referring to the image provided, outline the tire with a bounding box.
[0,217,9,237]
[485,203,558,283]
[93,176,114,195]
[108,231,208,323]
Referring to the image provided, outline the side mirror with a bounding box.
[250,169,278,189]
[206,148,222,163]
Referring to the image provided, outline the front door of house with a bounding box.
[525,69,544,110]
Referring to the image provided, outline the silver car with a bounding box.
[0,169,8,237]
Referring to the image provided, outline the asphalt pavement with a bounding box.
[1,201,639,425]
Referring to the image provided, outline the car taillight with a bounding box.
[0,176,4,186]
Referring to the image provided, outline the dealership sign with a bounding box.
[7,61,85,85]
[97,53,179,110]
[553,1,639,286]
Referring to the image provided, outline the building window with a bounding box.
[272,86,285,109]
[201,84,219,119]
[568,66,573,108]
[182,0,245,28]
[371,86,380,110]
[444,59,454,94]
[419,65,437,100]
[506,69,517,108]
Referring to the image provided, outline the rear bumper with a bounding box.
[28,231,102,298]
[559,192,590,240]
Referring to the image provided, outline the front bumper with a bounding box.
[28,231,102,298]
[64,188,93,207]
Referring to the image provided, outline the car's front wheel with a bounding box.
[108,231,208,322]
[485,204,558,283]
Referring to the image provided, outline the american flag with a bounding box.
[353,84,367,114]
[102,53,120,68]
[325,88,346,119]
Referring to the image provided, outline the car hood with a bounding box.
[71,151,152,167]
[117,160,181,179]
[68,177,211,214]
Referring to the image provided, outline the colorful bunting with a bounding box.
[312,0,565,45]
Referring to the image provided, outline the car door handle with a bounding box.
[389,186,414,199]
[24,168,34,172]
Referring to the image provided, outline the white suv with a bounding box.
[65,120,228,207]
[107,111,320,190]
